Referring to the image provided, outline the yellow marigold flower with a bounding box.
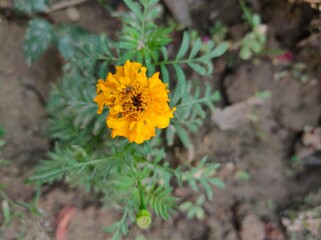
[94,60,176,144]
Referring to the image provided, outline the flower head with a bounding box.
[94,60,176,144]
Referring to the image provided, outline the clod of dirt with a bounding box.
[21,218,52,240]
[294,126,321,167]
[163,0,191,28]
[225,61,321,131]
[302,126,321,150]
[240,214,265,240]
[66,7,81,22]
[212,96,267,130]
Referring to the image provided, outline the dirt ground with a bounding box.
[1,0,321,239]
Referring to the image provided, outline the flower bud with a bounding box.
[136,209,152,229]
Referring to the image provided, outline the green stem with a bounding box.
[140,3,148,45]
[137,180,147,210]
[0,190,25,210]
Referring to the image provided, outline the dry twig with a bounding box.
[46,0,90,14]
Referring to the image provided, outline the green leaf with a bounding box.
[251,39,262,53]
[188,63,207,75]
[186,177,198,191]
[235,170,251,181]
[189,38,202,59]
[252,14,261,27]
[14,0,49,13]
[195,195,205,206]
[141,0,159,8]
[165,124,175,146]
[199,178,213,200]
[209,178,225,188]
[123,0,143,20]
[195,207,205,220]
[179,201,193,211]
[57,36,75,59]
[1,200,11,225]
[173,64,186,101]
[54,24,91,60]
[174,124,191,148]
[160,64,169,84]
[161,46,168,60]
[239,46,252,60]
[239,0,253,27]
[24,18,53,63]
[255,90,271,100]
[176,32,190,60]
[211,91,221,102]
[147,186,175,220]
[0,124,5,138]
[119,41,137,50]
[208,42,229,58]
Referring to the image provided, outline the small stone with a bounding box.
[67,7,81,22]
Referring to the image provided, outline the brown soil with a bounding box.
[1,0,321,239]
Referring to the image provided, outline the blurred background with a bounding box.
[1,0,321,239]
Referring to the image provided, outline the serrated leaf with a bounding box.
[208,42,229,58]
[176,32,190,60]
[57,36,75,59]
[251,39,262,53]
[165,124,175,146]
[160,64,169,84]
[24,18,53,63]
[146,3,162,20]
[123,0,143,20]
[119,41,136,50]
[161,46,168,60]
[239,46,252,60]
[211,91,221,102]
[179,201,193,211]
[186,177,198,191]
[14,0,49,13]
[199,178,213,200]
[209,178,225,188]
[252,14,261,27]
[188,63,207,76]
[2,200,11,225]
[195,195,205,206]
[189,38,202,59]
[186,122,199,133]
[142,0,159,8]
[193,103,206,119]
[173,64,186,96]
[174,124,191,148]
[0,124,5,138]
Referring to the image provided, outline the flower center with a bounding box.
[122,86,149,119]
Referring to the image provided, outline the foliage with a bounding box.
[14,0,50,14]
[179,195,206,220]
[22,0,228,239]
[0,185,41,239]
[0,124,7,165]
[23,18,95,64]
[239,0,266,60]
[210,20,228,45]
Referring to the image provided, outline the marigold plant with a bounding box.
[23,0,228,239]
[94,60,176,144]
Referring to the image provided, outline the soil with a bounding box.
[1,0,321,239]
